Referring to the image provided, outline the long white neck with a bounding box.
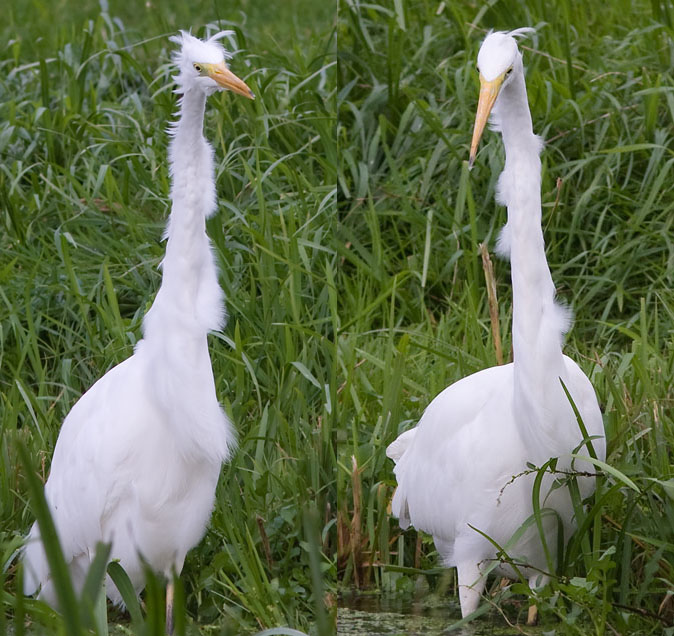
[495,67,570,453]
[142,88,225,346]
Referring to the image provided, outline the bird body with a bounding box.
[23,30,254,608]
[24,351,225,605]
[390,356,601,575]
[387,29,605,617]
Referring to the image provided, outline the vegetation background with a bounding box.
[2,0,674,634]
[337,0,674,634]
[1,0,336,634]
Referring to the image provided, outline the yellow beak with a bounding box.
[469,72,506,167]
[205,62,255,99]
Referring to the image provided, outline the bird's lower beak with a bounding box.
[207,62,255,99]
[469,73,505,167]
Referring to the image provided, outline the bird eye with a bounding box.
[193,63,202,73]
[505,67,513,76]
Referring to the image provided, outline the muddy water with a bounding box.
[337,592,541,635]
[337,592,456,635]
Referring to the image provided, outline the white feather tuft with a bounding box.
[386,428,416,463]
[551,300,573,338]
[495,222,511,258]
[508,27,536,40]
[207,30,235,58]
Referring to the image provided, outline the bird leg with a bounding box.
[456,561,486,618]
[526,573,547,626]
[166,580,174,636]
[526,603,538,626]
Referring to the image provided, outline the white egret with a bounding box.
[23,30,254,625]
[387,29,606,620]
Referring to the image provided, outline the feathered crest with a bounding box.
[507,27,536,40]
[207,30,236,47]
[168,29,234,67]
[478,27,536,42]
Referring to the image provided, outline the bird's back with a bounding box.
[23,343,232,604]
[388,364,516,539]
[388,355,603,567]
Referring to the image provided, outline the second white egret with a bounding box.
[387,29,606,619]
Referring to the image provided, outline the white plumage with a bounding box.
[23,30,254,609]
[387,30,606,618]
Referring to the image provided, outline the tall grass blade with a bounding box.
[80,541,111,634]
[17,442,82,634]
[106,561,143,626]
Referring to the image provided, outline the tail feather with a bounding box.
[22,523,49,598]
[386,428,416,463]
[387,428,417,529]
[391,484,411,529]
[22,522,88,607]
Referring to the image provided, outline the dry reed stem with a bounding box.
[351,455,362,587]
[480,243,503,365]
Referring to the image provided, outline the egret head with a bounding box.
[170,30,254,99]
[469,29,533,166]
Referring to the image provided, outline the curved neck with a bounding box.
[141,88,224,346]
[500,71,554,334]
[498,71,567,436]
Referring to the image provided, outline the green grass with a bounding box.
[337,0,674,634]
[0,1,336,634]
[3,0,674,634]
